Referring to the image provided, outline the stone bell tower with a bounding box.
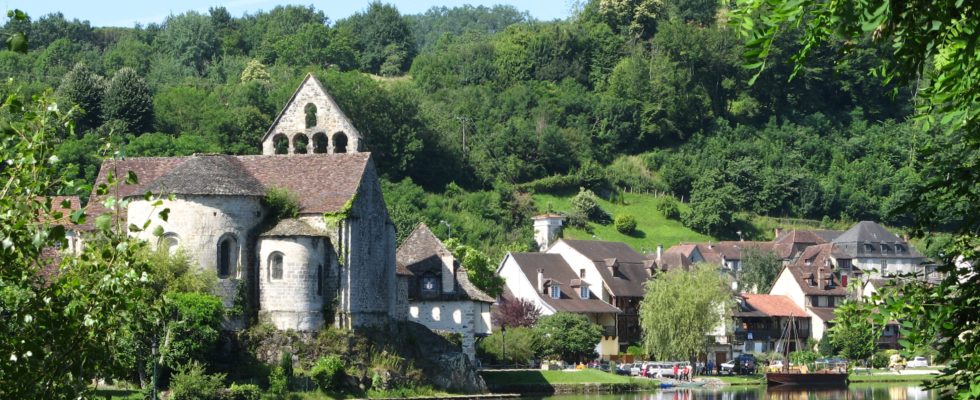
[260,73,363,155]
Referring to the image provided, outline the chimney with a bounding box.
[656,244,663,263]
[441,252,455,293]
[537,268,545,294]
[774,227,782,239]
[532,214,564,251]
[817,266,824,290]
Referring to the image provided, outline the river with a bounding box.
[527,383,936,400]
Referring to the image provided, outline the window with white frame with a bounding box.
[579,286,589,299]
[550,284,561,299]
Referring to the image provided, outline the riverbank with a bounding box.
[480,370,660,394]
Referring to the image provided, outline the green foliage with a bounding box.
[657,196,681,220]
[477,326,544,366]
[279,351,294,381]
[639,264,734,360]
[168,362,226,400]
[683,172,737,236]
[570,188,612,227]
[789,350,819,366]
[817,335,837,357]
[58,62,105,130]
[535,312,603,362]
[337,2,416,75]
[445,238,504,297]
[827,301,879,363]
[162,292,225,369]
[310,355,346,391]
[739,247,782,293]
[614,214,637,234]
[227,383,261,400]
[263,188,300,222]
[267,366,288,399]
[102,67,153,134]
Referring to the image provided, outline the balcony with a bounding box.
[733,329,781,341]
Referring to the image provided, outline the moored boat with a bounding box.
[766,371,848,387]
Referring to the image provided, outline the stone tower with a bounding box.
[261,73,363,155]
[532,214,564,251]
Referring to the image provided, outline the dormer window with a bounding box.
[896,244,906,253]
[420,273,439,298]
[579,286,589,299]
[864,243,875,253]
[550,284,561,299]
[881,244,892,253]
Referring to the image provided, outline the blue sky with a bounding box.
[4,1,575,27]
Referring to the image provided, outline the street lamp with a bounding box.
[501,325,506,366]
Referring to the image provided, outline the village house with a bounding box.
[88,74,399,331]
[395,223,494,361]
[732,293,809,354]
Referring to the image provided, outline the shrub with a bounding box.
[871,349,899,368]
[477,327,544,366]
[169,362,226,400]
[268,366,288,399]
[657,196,681,220]
[570,188,611,225]
[279,352,294,382]
[264,188,300,221]
[790,350,819,366]
[227,383,261,400]
[614,214,637,234]
[310,355,346,391]
[163,292,224,369]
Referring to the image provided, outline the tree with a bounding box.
[739,247,782,293]
[492,297,541,328]
[827,301,879,363]
[102,67,153,134]
[336,2,416,75]
[639,264,733,360]
[58,62,105,132]
[445,238,504,297]
[535,312,603,362]
[733,1,980,396]
[477,326,543,365]
[155,12,219,74]
[683,172,737,236]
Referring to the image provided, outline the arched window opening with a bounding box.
[269,252,284,281]
[293,134,309,154]
[217,235,238,279]
[305,103,317,128]
[163,233,180,255]
[273,133,289,154]
[312,132,328,154]
[332,132,348,153]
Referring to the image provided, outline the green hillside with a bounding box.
[534,192,713,252]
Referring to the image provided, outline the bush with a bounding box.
[268,366,288,399]
[871,349,899,368]
[169,362,226,400]
[263,188,300,221]
[570,188,611,225]
[310,355,346,391]
[279,352,294,381]
[227,383,261,400]
[477,326,544,366]
[818,335,838,356]
[657,196,681,220]
[163,292,224,369]
[614,214,637,234]
[790,350,819,367]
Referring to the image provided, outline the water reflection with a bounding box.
[529,383,936,400]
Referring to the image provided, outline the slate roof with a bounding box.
[507,252,621,314]
[783,264,848,296]
[560,240,652,297]
[396,223,494,303]
[90,153,371,218]
[736,294,806,317]
[832,221,924,259]
[261,219,331,237]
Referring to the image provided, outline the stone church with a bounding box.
[90,74,399,330]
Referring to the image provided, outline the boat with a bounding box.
[659,379,707,389]
[765,314,849,387]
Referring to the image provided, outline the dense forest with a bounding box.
[0,1,936,255]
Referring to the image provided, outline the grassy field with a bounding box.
[481,369,638,385]
[849,373,937,383]
[533,192,713,251]
[714,374,765,385]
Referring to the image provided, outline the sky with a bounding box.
[4,0,576,27]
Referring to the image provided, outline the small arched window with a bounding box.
[269,252,284,281]
[312,132,328,154]
[305,103,317,128]
[217,234,238,279]
[273,133,289,154]
[293,133,309,154]
[163,233,180,255]
[332,132,348,153]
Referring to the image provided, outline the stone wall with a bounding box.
[262,76,362,155]
[407,300,490,361]
[128,195,263,309]
[257,236,335,331]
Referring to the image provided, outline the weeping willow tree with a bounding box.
[638,264,734,360]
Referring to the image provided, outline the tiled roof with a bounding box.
[647,252,692,272]
[261,219,331,237]
[532,213,564,219]
[507,252,621,314]
[791,243,848,269]
[560,240,651,297]
[784,264,848,296]
[809,307,837,323]
[397,223,450,268]
[738,294,806,317]
[90,153,371,218]
[396,223,494,303]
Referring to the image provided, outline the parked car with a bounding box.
[630,363,642,376]
[615,363,633,375]
[907,356,930,368]
[722,354,757,375]
[645,362,673,378]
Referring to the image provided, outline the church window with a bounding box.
[269,252,284,281]
[273,134,289,154]
[550,284,561,299]
[312,132,328,153]
[305,103,317,128]
[420,272,439,298]
[332,132,348,153]
[293,134,309,154]
[217,234,238,279]
[163,233,179,255]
